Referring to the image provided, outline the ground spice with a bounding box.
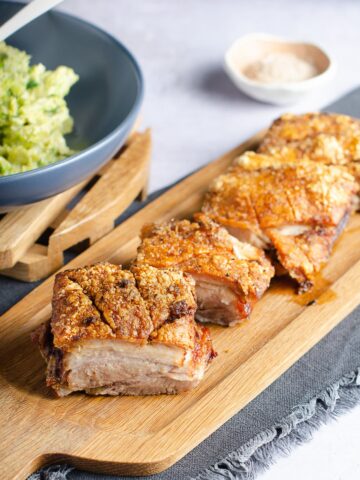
[244,52,318,84]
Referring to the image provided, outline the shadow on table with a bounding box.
[197,65,261,105]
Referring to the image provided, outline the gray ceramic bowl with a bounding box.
[0,1,144,210]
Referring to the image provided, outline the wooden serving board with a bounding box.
[1,131,360,479]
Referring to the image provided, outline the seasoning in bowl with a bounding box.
[243,52,318,84]
[224,34,335,105]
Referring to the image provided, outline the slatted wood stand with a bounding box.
[0,129,151,282]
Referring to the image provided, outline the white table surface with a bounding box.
[59,1,360,478]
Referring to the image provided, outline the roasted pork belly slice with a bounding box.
[202,156,358,291]
[135,213,274,326]
[32,263,215,397]
[204,155,357,229]
[258,113,360,204]
[258,113,360,166]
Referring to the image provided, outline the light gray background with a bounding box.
[61,0,360,194]
[58,1,360,479]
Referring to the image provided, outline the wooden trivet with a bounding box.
[0,129,151,282]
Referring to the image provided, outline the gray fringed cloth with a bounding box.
[6,88,360,479]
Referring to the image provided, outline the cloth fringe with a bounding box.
[28,465,74,480]
[193,368,360,480]
[27,369,360,480]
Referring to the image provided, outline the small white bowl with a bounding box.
[224,33,336,105]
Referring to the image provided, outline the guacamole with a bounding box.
[0,42,79,175]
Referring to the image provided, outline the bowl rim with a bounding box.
[224,32,336,92]
[0,0,144,184]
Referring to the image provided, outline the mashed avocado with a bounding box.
[0,42,79,175]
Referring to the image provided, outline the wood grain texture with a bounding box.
[1,131,360,479]
[49,129,151,253]
[0,183,84,269]
[0,130,150,282]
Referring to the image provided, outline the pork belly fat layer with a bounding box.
[33,263,215,396]
[58,335,209,397]
[135,214,274,326]
[226,225,271,250]
[53,320,214,397]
